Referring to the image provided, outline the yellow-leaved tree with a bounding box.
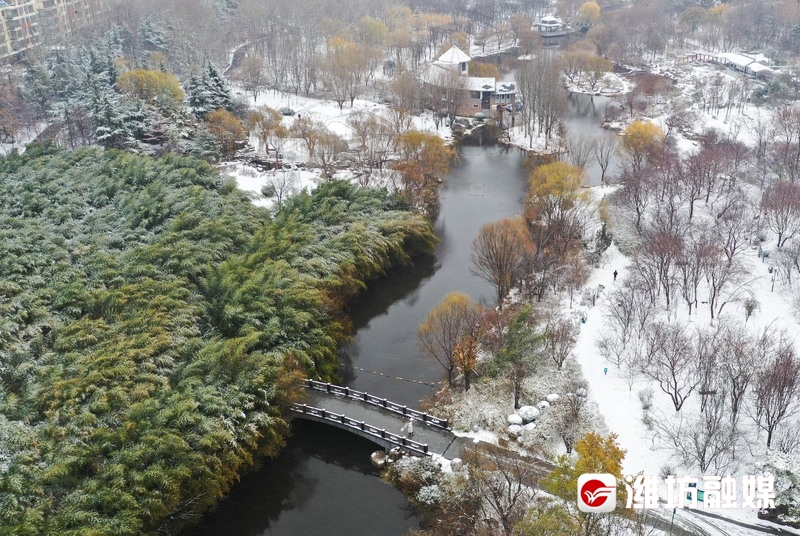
[527,161,587,228]
[471,216,533,307]
[117,69,184,105]
[248,105,288,164]
[578,1,602,25]
[418,291,483,390]
[393,130,455,217]
[620,120,665,172]
[525,161,591,301]
[470,61,501,80]
[206,109,246,158]
[537,432,627,535]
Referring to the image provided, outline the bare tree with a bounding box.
[655,391,737,474]
[751,341,800,448]
[464,444,540,536]
[768,105,800,183]
[516,54,566,149]
[701,243,745,320]
[776,238,800,285]
[618,166,653,234]
[555,383,589,454]
[564,131,596,171]
[762,181,800,248]
[238,53,267,102]
[712,194,755,265]
[718,325,760,426]
[636,224,683,309]
[262,169,300,208]
[593,134,618,185]
[639,322,698,412]
[677,232,706,316]
[542,313,578,369]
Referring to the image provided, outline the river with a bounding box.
[187,93,613,536]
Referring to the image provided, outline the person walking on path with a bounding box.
[403,417,414,438]
[613,270,618,282]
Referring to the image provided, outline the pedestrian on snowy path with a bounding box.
[403,418,414,438]
[613,270,618,282]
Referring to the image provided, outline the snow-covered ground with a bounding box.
[223,86,456,209]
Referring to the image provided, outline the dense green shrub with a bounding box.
[0,148,436,535]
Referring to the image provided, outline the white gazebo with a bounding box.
[435,46,471,75]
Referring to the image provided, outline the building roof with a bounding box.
[421,62,451,85]
[437,46,471,65]
[465,77,496,92]
[496,82,516,94]
[716,52,755,69]
[714,52,773,74]
[748,63,773,74]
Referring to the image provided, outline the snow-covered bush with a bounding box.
[417,484,443,506]
[508,414,523,425]
[758,450,800,525]
[518,405,540,423]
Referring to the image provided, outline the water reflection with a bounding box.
[186,421,420,536]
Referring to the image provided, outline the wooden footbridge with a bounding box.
[290,379,473,458]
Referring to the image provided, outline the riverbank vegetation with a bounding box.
[389,431,649,536]
[0,146,436,535]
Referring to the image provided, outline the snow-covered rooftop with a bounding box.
[465,77,496,92]
[437,46,471,65]
[422,62,454,85]
[715,52,756,68]
[538,16,563,26]
[496,82,516,94]
[748,63,774,74]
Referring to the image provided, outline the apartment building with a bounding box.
[0,0,107,61]
[0,0,40,60]
[35,0,108,45]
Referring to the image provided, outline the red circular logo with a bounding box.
[580,479,613,507]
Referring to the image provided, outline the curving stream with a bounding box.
[187,93,613,536]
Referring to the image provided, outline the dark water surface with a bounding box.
[339,144,529,406]
[186,421,419,536]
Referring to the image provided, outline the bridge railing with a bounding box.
[302,379,449,430]
[292,403,430,456]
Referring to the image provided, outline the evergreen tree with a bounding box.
[185,72,213,116]
[21,64,53,119]
[94,88,129,148]
[205,63,233,111]
[141,19,169,52]
[185,64,233,117]
[189,124,221,161]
